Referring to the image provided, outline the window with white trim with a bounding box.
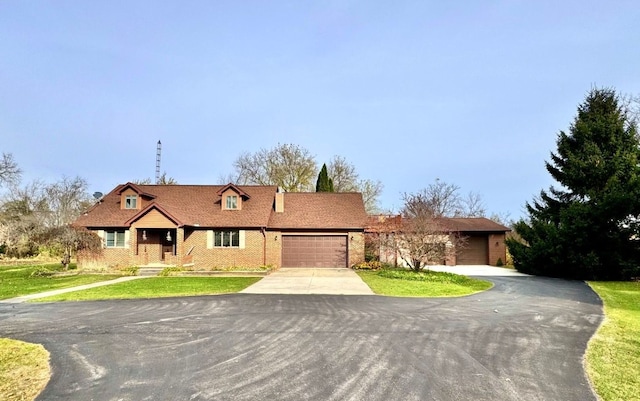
[124,195,137,209]
[214,230,239,247]
[105,231,126,248]
[226,195,238,209]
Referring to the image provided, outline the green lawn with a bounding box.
[0,264,121,300]
[35,276,261,302]
[587,281,640,401]
[357,269,492,297]
[0,338,50,401]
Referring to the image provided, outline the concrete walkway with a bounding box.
[240,268,374,295]
[1,276,148,304]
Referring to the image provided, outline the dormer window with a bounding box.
[125,195,138,209]
[217,184,248,210]
[226,195,238,209]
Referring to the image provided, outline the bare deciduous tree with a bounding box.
[389,217,466,271]
[402,179,485,218]
[0,152,21,187]
[133,172,178,185]
[228,146,383,210]
[402,179,462,218]
[327,155,383,213]
[233,143,317,192]
[0,181,48,257]
[0,177,93,259]
[43,176,93,228]
[358,178,383,214]
[327,155,358,191]
[376,184,478,271]
[460,191,487,217]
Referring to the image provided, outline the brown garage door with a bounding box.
[282,235,348,268]
[457,236,488,265]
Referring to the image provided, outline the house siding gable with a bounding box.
[131,209,177,229]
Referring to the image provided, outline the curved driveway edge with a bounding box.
[0,275,602,401]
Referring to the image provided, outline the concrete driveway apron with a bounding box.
[240,267,374,295]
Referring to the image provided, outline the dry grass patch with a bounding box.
[0,338,50,401]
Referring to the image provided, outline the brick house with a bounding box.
[366,215,510,266]
[73,183,367,269]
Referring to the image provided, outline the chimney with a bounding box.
[275,187,284,213]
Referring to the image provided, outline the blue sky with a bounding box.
[2,1,639,219]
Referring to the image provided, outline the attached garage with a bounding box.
[457,235,488,265]
[282,235,348,268]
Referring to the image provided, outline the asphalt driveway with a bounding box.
[0,276,602,401]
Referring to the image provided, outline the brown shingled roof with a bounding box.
[73,184,368,230]
[439,217,511,232]
[74,185,278,228]
[365,215,510,233]
[268,192,368,229]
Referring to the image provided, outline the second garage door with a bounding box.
[457,236,488,265]
[282,235,348,268]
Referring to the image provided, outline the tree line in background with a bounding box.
[224,143,384,213]
[0,157,100,267]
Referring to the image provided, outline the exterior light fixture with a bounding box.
[166,231,172,242]
[142,230,147,241]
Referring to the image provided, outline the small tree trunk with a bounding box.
[61,251,71,270]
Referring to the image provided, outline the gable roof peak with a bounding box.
[116,182,156,199]
[216,183,252,199]
[123,202,183,227]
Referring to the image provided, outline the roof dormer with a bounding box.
[116,182,156,210]
[217,183,250,211]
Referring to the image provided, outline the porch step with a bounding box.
[138,267,165,276]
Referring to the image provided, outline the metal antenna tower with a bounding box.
[155,140,162,184]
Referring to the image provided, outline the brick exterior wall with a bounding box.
[79,228,366,270]
[348,231,365,267]
[184,229,267,269]
[78,248,130,270]
[488,233,507,266]
[265,231,282,267]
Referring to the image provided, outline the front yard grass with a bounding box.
[586,281,640,401]
[0,264,121,300]
[34,277,262,302]
[0,338,50,401]
[357,269,492,297]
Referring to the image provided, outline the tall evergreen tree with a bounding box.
[507,88,640,280]
[315,163,334,192]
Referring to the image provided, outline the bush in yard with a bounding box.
[377,268,471,284]
[159,267,183,276]
[119,266,139,276]
[30,267,56,277]
[352,261,382,270]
